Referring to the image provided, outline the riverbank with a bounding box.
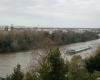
[0,30,99,53]
[0,38,99,54]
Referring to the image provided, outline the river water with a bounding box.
[0,39,100,78]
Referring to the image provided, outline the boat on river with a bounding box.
[66,46,92,54]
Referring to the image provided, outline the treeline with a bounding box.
[6,48,100,80]
[0,30,99,52]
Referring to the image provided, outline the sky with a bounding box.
[0,0,100,28]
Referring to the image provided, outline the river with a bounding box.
[0,39,100,78]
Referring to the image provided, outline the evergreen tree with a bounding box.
[39,48,68,80]
[9,64,24,80]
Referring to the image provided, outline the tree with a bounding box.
[39,48,68,80]
[68,56,90,80]
[5,26,9,31]
[8,64,24,80]
[85,48,100,73]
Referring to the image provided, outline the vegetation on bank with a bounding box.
[85,48,100,73]
[6,47,100,80]
[0,30,99,53]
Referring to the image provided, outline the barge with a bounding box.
[67,46,91,54]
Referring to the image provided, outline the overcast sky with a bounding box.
[0,0,100,28]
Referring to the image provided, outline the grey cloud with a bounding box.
[0,0,100,28]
